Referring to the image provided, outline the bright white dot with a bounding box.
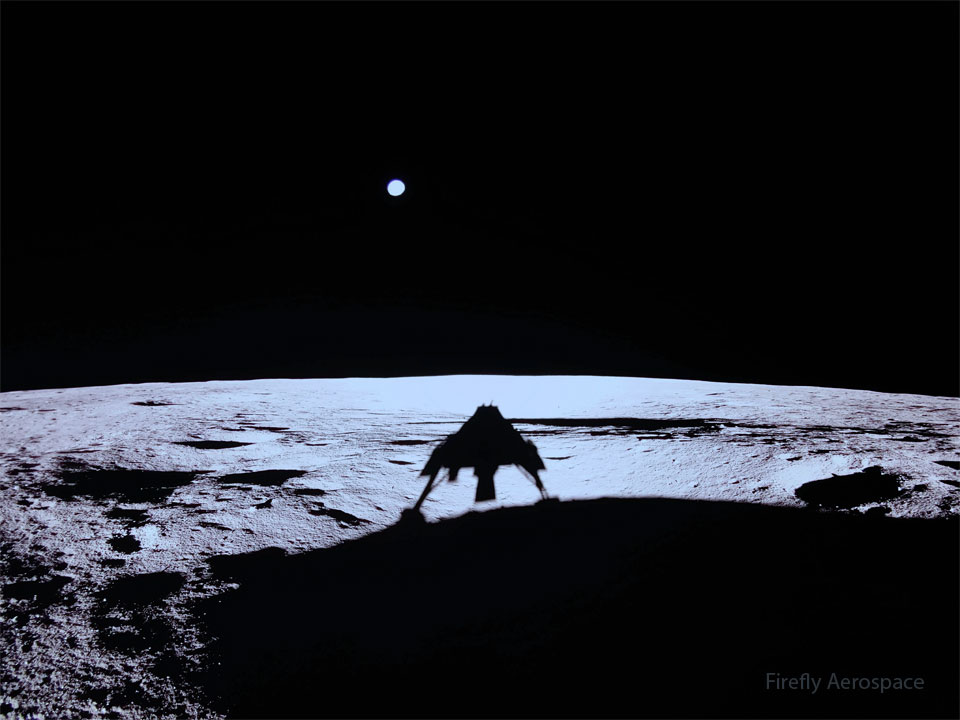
[387,179,406,197]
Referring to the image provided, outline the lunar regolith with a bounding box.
[0,375,957,718]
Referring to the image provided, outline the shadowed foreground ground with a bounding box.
[194,498,958,719]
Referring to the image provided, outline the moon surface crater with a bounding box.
[0,375,956,717]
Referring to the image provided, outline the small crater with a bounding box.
[545,456,572,460]
[795,466,903,509]
[104,508,150,527]
[940,479,960,489]
[511,417,717,431]
[305,443,329,447]
[174,441,253,450]
[390,439,434,446]
[199,521,232,531]
[108,535,142,554]
[514,417,727,440]
[131,401,176,407]
[0,407,27,413]
[292,488,327,497]
[786,456,803,462]
[254,499,273,509]
[218,469,307,486]
[934,460,959,470]
[244,426,289,433]
[99,558,127,569]
[46,464,201,503]
[1,552,49,580]
[3,575,72,609]
[309,504,369,526]
[7,461,41,476]
[388,460,415,465]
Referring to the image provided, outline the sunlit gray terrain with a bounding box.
[0,375,957,718]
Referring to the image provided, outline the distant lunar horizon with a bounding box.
[1,374,957,718]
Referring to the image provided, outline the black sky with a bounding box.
[2,1,957,395]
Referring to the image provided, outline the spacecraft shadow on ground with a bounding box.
[192,495,958,719]
[409,405,548,516]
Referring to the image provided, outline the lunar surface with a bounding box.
[0,375,957,718]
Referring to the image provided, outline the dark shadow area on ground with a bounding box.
[91,572,186,678]
[107,534,141,554]
[44,463,204,503]
[510,417,725,439]
[217,470,307,486]
[794,466,904,508]
[307,503,370,527]
[3,575,72,610]
[97,571,185,607]
[104,507,150,527]
[173,441,252,450]
[191,497,958,719]
[509,417,721,431]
